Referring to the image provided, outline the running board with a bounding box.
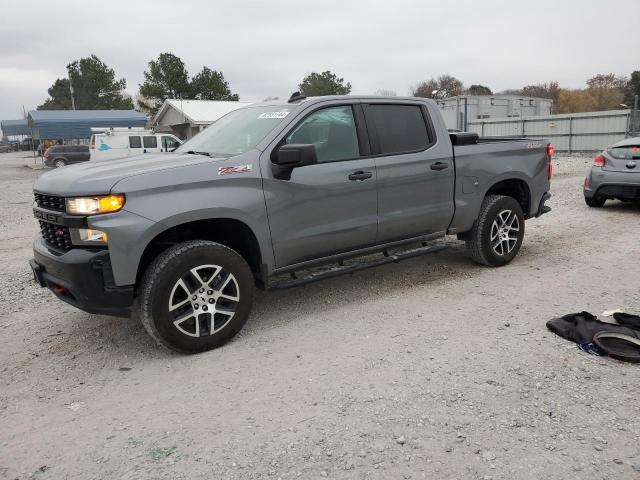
[268,242,448,290]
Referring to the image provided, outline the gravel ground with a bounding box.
[0,152,639,480]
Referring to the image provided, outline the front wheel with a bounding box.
[139,240,254,353]
[465,195,525,267]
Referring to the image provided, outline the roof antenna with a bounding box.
[288,91,306,103]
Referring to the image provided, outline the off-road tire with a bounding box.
[139,240,254,353]
[465,194,525,267]
[585,196,605,208]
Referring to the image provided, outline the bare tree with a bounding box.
[411,75,463,99]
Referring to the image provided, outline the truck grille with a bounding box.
[39,221,73,250]
[34,193,66,212]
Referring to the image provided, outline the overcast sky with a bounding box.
[1,0,638,122]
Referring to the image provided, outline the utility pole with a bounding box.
[67,66,76,110]
[634,94,639,136]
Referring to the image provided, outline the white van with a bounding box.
[90,128,182,161]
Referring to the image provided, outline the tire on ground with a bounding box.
[465,194,525,267]
[138,240,254,353]
[584,196,606,208]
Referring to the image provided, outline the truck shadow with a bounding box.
[63,237,556,360]
[246,243,473,334]
[62,243,478,359]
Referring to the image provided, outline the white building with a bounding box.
[152,99,253,139]
[436,95,553,131]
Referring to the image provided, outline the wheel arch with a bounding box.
[136,218,265,288]
[484,177,532,217]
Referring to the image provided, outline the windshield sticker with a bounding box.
[258,111,290,119]
[218,164,253,176]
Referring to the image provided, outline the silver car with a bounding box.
[584,137,640,207]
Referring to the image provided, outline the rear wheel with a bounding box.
[585,196,606,208]
[465,195,525,267]
[139,240,254,353]
[53,158,66,168]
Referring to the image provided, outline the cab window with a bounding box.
[162,136,180,151]
[285,106,359,163]
[367,104,431,155]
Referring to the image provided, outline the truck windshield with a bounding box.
[176,105,296,157]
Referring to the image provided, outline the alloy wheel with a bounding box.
[490,209,520,256]
[168,264,240,337]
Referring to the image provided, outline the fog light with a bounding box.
[79,228,108,243]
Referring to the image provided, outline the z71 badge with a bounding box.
[218,165,253,176]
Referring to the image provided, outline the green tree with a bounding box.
[190,67,239,101]
[38,55,133,110]
[139,53,191,115]
[39,78,73,110]
[298,71,351,96]
[624,71,640,106]
[466,84,493,95]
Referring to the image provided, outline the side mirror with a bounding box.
[273,144,317,168]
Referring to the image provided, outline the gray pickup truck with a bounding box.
[30,95,552,353]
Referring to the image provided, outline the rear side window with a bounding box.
[129,136,142,148]
[143,136,158,149]
[368,104,431,155]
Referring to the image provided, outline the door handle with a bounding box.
[430,162,449,171]
[348,171,373,181]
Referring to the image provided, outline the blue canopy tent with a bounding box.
[28,110,147,140]
[1,119,30,137]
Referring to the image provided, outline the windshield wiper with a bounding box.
[185,150,211,157]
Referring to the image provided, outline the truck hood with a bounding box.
[33,153,214,196]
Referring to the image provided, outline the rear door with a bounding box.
[263,103,378,268]
[363,102,454,243]
[66,146,80,163]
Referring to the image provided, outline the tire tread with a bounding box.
[138,240,252,353]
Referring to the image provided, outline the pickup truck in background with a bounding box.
[30,95,552,353]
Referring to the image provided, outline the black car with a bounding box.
[44,145,90,168]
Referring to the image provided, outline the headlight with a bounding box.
[66,194,125,215]
[70,228,108,245]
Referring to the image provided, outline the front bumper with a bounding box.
[31,236,134,317]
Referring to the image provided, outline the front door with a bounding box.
[263,104,378,268]
[363,102,455,242]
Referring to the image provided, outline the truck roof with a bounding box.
[262,95,435,106]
